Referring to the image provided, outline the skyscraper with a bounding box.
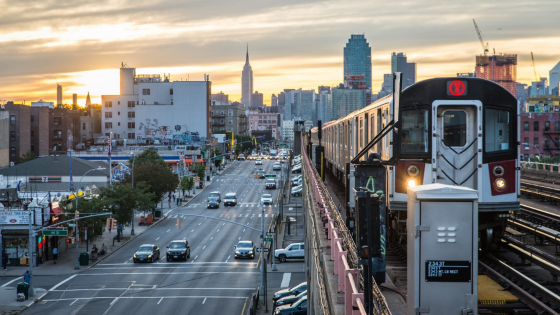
[344,35,371,90]
[57,84,62,105]
[241,45,253,108]
[550,61,560,96]
[391,52,417,89]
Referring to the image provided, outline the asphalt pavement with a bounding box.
[0,159,308,315]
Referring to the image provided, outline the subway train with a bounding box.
[309,77,519,249]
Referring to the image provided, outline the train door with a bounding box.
[433,101,482,190]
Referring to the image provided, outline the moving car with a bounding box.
[255,159,263,165]
[223,192,238,206]
[261,194,273,205]
[291,185,302,196]
[257,170,266,178]
[265,178,277,189]
[207,197,220,208]
[273,282,307,301]
[273,162,282,171]
[208,191,221,202]
[275,242,305,262]
[274,295,307,315]
[166,240,190,261]
[238,154,245,161]
[274,290,307,309]
[234,240,256,259]
[133,244,160,263]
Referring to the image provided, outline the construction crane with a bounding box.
[531,52,542,96]
[473,19,489,55]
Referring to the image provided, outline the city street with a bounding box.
[2,159,299,315]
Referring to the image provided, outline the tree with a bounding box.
[123,162,178,205]
[129,147,166,166]
[99,182,154,224]
[180,176,194,197]
[194,163,206,179]
[63,197,107,244]
[19,150,37,163]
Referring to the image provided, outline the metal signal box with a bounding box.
[407,184,478,315]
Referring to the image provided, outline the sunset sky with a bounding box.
[0,0,559,106]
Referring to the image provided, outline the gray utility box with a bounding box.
[407,184,478,315]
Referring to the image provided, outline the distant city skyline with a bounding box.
[0,0,558,106]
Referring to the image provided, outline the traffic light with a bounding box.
[38,236,42,249]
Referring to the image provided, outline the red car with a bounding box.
[265,178,276,189]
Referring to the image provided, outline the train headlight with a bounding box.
[494,178,506,190]
[407,179,416,188]
[407,165,420,177]
[493,165,505,177]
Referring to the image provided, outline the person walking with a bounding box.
[2,250,8,270]
[172,193,176,202]
[23,270,30,284]
[53,247,58,264]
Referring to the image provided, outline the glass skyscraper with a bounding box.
[343,35,372,90]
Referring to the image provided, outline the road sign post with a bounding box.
[264,174,277,178]
[43,230,68,236]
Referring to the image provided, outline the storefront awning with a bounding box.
[51,207,64,215]
[185,158,193,163]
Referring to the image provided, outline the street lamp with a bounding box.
[74,166,106,270]
[130,152,136,236]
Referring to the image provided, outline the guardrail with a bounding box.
[302,149,391,315]
[521,162,560,173]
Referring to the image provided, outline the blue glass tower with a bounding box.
[343,34,372,90]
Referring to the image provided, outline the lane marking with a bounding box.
[226,255,231,262]
[1,277,22,287]
[70,299,79,306]
[199,223,201,225]
[191,229,194,233]
[42,296,250,302]
[157,297,163,304]
[210,237,214,240]
[167,229,171,233]
[156,237,160,241]
[202,297,207,304]
[202,245,206,250]
[50,274,77,291]
[281,273,291,287]
[216,229,220,232]
[110,298,119,305]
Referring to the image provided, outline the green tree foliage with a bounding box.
[99,182,154,224]
[180,176,194,196]
[63,197,107,244]
[129,147,166,166]
[194,163,206,179]
[19,150,37,163]
[124,162,178,205]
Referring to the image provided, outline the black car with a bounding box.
[207,197,220,209]
[166,240,190,261]
[257,170,265,178]
[274,295,307,315]
[274,290,307,309]
[223,193,237,206]
[273,282,307,301]
[234,240,256,259]
[133,244,160,263]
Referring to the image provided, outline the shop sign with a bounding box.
[0,211,32,225]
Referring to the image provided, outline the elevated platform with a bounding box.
[478,275,518,304]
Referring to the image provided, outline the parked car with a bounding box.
[291,186,302,196]
[275,242,305,262]
[223,192,238,206]
[234,240,256,259]
[261,194,273,205]
[166,240,190,261]
[274,295,307,315]
[274,290,307,309]
[291,178,302,187]
[133,244,160,263]
[207,197,220,209]
[265,178,277,189]
[273,282,307,301]
[255,159,263,165]
[292,165,302,173]
[291,175,302,185]
[208,191,222,202]
[273,162,282,171]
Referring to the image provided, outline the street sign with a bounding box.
[266,232,276,236]
[264,238,273,242]
[257,248,270,252]
[43,230,68,236]
[264,174,276,178]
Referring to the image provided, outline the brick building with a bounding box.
[520,112,560,160]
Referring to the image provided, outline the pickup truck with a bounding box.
[274,242,304,262]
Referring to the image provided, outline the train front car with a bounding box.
[391,77,519,250]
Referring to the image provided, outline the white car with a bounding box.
[255,159,263,165]
[273,162,282,171]
[261,194,273,205]
[275,242,305,262]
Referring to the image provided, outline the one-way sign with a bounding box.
[257,248,270,252]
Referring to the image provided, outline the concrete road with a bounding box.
[20,159,284,315]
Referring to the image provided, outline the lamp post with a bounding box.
[130,152,136,236]
[27,201,40,297]
[260,200,265,296]
[74,167,106,270]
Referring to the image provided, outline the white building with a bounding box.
[282,120,294,142]
[101,65,211,143]
[31,99,54,109]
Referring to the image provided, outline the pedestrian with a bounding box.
[2,250,8,270]
[23,270,30,284]
[172,193,176,202]
[53,246,58,264]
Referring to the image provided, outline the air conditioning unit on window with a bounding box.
[10,162,14,166]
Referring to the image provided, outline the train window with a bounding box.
[443,111,466,147]
[401,109,428,153]
[484,108,511,153]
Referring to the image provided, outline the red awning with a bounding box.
[50,207,64,215]
[197,159,205,163]
[165,161,178,164]
[185,158,193,163]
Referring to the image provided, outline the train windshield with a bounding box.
[484,108,511,153]
[443,110,467,147]
[401,109,429,153]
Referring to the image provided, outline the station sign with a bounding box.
[446,80,468,97]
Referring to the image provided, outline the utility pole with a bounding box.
[260,200,265,295]
[131,153,135,236]
[27,209,35,296]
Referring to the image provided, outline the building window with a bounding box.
[31,145,34,152]
[10,131,15,141]
[534,137,539,148]
[82,123,86,130]
[523,137,529,149]
[118,122,120,126]
[10,147,15,157]
[142,89,150,95]
[118,112,120,115]
[30,116,34,123]
[523,121,529,132]
[128,101,135,108]
[545,138,550,149]
[9,115,15,125]
[228,110,234,117]
[105,122,113,129]
[118,101,120,105]
[128,133,135,139]
[534,121,539,131]
[229,120,233,125]
[53,117,62,125]
[170,89,173,95]
[128,122,135,128]
[30,131,34,138]
[105,101,112,108]
[105,112,112,118]
[128,112,135,118]
[54,130,62,139]
[545,121,550,132]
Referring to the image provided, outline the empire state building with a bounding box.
[241,45,253,108]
